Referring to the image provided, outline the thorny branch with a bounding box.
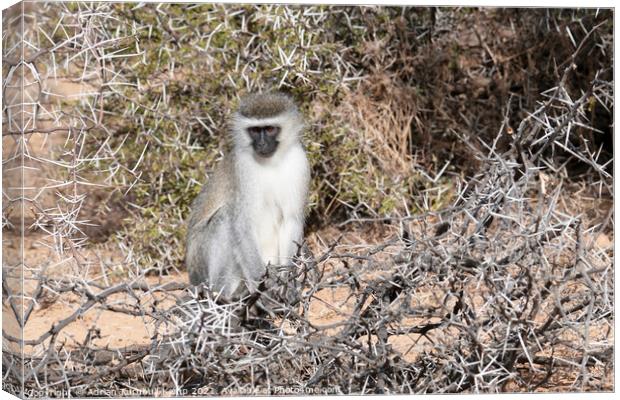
[2,4,613,397]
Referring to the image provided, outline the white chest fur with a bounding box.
[238,145,309,266]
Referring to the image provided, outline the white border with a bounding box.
[0,1,615,400]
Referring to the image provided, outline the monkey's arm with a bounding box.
[278,151,310,264]
[278,214,304,264]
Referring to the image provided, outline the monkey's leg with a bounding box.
[187,210,242,298]
[230,211,267,294]
[205,212,251,298]
[186,219,213,286]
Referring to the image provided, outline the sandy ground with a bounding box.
[5,225,435,362]
[4,223,613,379]
[2,217,466,386]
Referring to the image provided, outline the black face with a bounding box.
[247,125,280,158]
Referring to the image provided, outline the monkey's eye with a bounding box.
[247,127,261,140]
[247,126,280,140]
[264,126,280,136]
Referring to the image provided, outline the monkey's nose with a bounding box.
[254,141,277,157]
[256,140,268,151]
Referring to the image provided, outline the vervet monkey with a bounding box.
[186,92,310,299]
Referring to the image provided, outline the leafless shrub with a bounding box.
[2,3,613,397]
[2,2,141,248]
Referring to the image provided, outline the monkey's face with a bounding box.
[247,125,280,158]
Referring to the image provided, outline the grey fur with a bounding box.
[238,92,295,119]
[186,93,309,299]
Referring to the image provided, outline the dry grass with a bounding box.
[2,3,613,397]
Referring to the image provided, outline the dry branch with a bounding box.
[2,4,613,397]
